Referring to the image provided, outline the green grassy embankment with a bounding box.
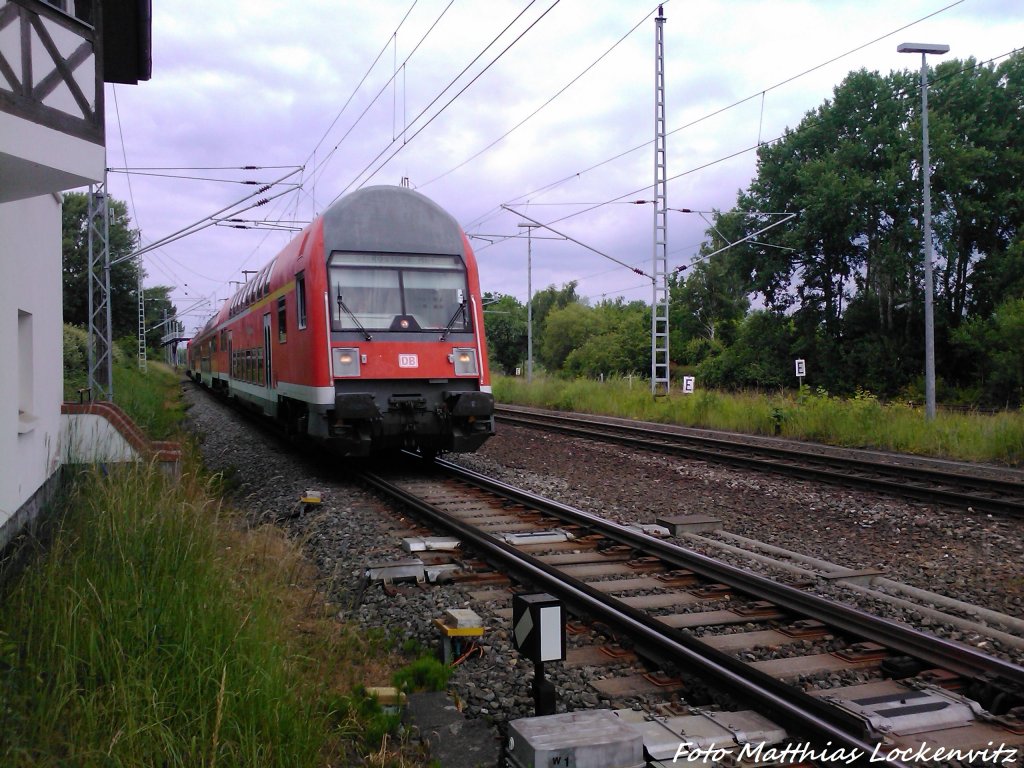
[494,374,1024,466]
[1,348,438,767]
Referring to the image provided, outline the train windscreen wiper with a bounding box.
[336,287,372,340]
[439,290,467,341]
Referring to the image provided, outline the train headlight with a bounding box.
[333,347,361,377]
[451,347,478,376]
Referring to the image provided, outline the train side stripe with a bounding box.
[277,381,335,405]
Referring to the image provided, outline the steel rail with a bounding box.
[359,463,909,767]
[495,409,1024,517]
[435,457,1024,688]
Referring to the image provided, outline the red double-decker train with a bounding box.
[187,185,494,456]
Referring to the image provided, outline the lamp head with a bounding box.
[897,42,950,55]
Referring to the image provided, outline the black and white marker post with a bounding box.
[512,593,566,716]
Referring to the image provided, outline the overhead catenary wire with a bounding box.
[302,0,455,210]
[475,41,1023,279]
[330,0,562,204]
[502,204,653,281]
[108,169,301,185]
[464,0,972,233]
[107,164,298,171]
[301,1,418,162]
[419,1,668,190]
[124,166,303,263]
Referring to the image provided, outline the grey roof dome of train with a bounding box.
[322,186,466,257]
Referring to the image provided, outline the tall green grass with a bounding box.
[2,346,422,765]
[63,324,184,440]
[493,375,1024,465]
[111,361,185,440]
[0,462,326,767]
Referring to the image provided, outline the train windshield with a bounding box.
[328,252,471,332]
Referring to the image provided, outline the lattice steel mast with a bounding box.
[87,173,113,401]
[137,255,147,372]
[651,5,670,395]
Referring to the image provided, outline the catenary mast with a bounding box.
[652,5,669,395]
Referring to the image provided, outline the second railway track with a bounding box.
[358,456,1024,765]
[495,405,1024,518]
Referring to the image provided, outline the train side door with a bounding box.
[263,312,272,388]
[227,331,233,381]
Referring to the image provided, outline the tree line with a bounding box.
[485,53,1024,408]
[61,191,177,352]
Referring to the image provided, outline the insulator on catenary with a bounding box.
[254,198,269,207]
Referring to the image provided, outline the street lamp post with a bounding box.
[898,41,948,421]
[517,223,539,384]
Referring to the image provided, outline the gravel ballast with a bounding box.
[183,384,1024,733]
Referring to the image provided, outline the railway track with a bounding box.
[495,405,1024,518]
[357,456,1024,765]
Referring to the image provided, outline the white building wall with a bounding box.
[0,194,65,539]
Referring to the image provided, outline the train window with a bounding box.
[255,266,268,298]
[327,252,469,332]
[263,260,276,296]
[295,272,307,329]
[277,297,287,343]
[404,270,469,331]
[330,267,400,330]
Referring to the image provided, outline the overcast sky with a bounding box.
[102,0,1024,333]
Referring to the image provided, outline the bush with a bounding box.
[62,324,89,393]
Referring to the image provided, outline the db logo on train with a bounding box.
[398,354,419,368]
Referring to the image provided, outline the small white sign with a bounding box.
[682,376,695,394]
[539,606,562,662]
[795,358,806,378]
[399,353,419,368]
[515,367,522,376]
